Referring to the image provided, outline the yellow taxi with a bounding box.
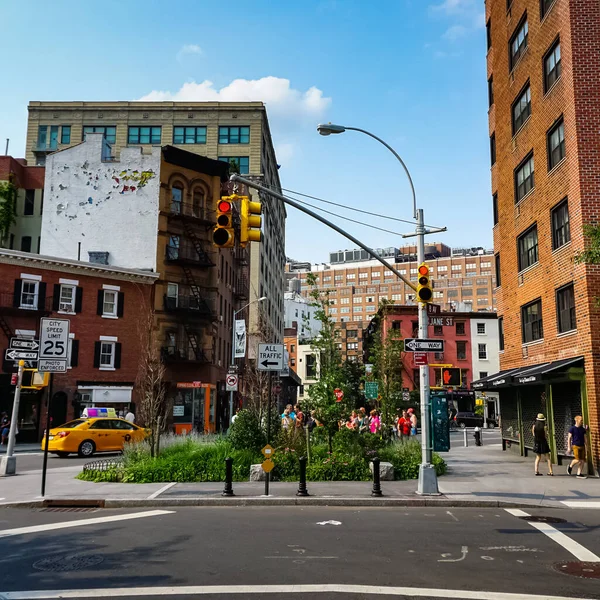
[41,417,150,458]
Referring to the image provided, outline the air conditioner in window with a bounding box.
[59,303,72,312]
[218,315,223,322]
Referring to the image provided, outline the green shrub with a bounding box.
[228,410,265,452]
[306,453,370,481]
[379,439,447,480]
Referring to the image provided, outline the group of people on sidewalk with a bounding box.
[532,413,589,479]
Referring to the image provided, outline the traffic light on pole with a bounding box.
[240,196,262,247]
[441,368,461,387]
[212,197,235,248]
[416,262,433,304]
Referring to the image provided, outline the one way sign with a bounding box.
[404,338,445,353]
[257,343,285,371]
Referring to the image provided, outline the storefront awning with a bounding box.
[471,357,584,390]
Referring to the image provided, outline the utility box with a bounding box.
[431,393,450,452]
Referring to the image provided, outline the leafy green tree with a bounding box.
[0,182,17,246]
[340,360,365,408]
[574,224,600,306]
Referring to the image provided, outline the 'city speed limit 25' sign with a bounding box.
[38,318,70,372]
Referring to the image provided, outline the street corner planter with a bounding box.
[370,460,394,481]
[250,464,267,482]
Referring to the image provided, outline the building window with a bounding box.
[219,156,249,174]
[24,190,35,216]
[290,358,296,366]
[20,280,39,309]
[510,15,528,70]
[100,342,115,369]
[512,84,531,134]
[219,126,250,144]
[515,152,535,203]
[486,19,492,51]
[499,317,504,350]
[171,185,183,214]
[59,285,76,313]
[84,126,117,144]
[480,371,488,379]
[518,224,539,271]
[477,323,486,334]
[478,343,488,360]
[173,126,206,144]
[544,39,561,92]
[488,76,494,107]
[551,198,570,250]
[460,370,469,388]
[490,133,496,166]
[306,354,317,379]
[457,341,467,360]
[547,117,565,170]
[456,322,465,336]
[556,283,576,333]
[434,325,443,336]
[128,126,161,144]
[522,299,543,343]
[103,290,117,317]
[541,0,557,19]
[493,193,498,226]
[413,369,420,388]
[21,236,32,252]
[347,342,358,350]
[347,330,358,338]
[61,126,71,144]
[495,254,501,286]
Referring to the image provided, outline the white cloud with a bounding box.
[274,142,294,164]
[176,44,203,62]
[442,24,468,41]
[139,76,331,119]
[430,0,476,15]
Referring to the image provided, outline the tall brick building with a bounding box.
[476,0,599,470]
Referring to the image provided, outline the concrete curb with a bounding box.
[0,497,563,509]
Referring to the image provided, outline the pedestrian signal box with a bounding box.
[441,368,461,387]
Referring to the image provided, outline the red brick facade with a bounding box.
[0,251,156,441]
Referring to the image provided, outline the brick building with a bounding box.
[477,0,599,470]
[0,249,156,442]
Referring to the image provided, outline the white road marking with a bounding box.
[147,482,177,500]
[446,511,459,522]
[0,510,174,539]
[505,508,600,563]
[438,546,468,562]
[264,556,338,559]
[480,546,542,553]
[1,584,596,599]
[561,501,600,509]
[316,520,341,525]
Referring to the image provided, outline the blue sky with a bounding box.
[0,0,490,263]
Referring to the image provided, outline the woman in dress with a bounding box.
[532,413,553,476]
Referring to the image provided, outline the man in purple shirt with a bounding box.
[567,415,588,479]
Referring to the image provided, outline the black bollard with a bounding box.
[222,457,234,496]
[371,457,383,497]
[297,456,309,496]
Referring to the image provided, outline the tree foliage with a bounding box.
[0,182,17,245]
[574,224,600,266]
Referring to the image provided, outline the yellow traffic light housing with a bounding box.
[416,263,433,304]
[240,196,262,247]
[212,197,235,248]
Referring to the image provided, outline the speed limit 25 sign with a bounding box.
[38,318,70,372]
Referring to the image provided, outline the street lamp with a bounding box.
[316,122,441,495]
[229,296,267,426]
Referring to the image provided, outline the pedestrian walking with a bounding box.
[532,413,553,476]
[398,410,411,442]
[125,409,135,423]
[408,408,418,436]
[357,407,369,434]
[369,410,381,434]
[281,409,293,431]
[1,413,10,445]
[567,415,588,479]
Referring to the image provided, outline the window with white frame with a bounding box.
[466,263,476,269]
[341,297,350,305]
[384,270,393,277]
[346,273,356,280]
[354,306,363,312]
[477,323,486,334]
[372,272,380,279]
[366,296,374,303]
[391,294,402,300]
[366,306,376,313]
[340,307,350,314]
[347,342,358,350]
[434,291,443,299]
[478,344,488,360]
[399,270,407,275]
[100,342,115,369]
[438,266,448,272]
[359,273,368,279]
[103,290,117,317]
[329,308,338,314]
[481,261,491,268]
[59,284,76,313]
[20,280,39,309]
[353,297,362,304]
[353,316,362,322]
[334,275,343,281]
[452,264,462,271]
[410,268,417,275]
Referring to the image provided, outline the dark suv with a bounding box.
[454,412,484,429]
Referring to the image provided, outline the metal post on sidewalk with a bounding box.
[41,373,54,497]
[297,456,309,496]
[223,457,234,496]
[265,371,273,497]
[0,360,25,476]
[463,428,468,447]
[371,457,383,497]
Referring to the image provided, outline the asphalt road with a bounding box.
[0,506,599,599]
[10,452,122,473]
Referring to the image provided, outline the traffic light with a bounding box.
[441,368,461,387]
[240,196,262,247]
[212,197,235,248]
[416,263,433,303]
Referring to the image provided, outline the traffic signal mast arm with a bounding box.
[230,174,418,292]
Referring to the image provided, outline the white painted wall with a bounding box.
[41,134,161,271]
[470,318,500,381]
[297,343,319,400]
[284,291,322,338]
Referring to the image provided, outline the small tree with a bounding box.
[136,312,169,457]
[574,224,600,306]
[0,182,17,246]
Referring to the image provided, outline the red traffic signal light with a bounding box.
[213,196,235,248]
[442,368,461,386]
[218,200,232,213]
[416,262,433,303]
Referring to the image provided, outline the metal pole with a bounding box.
[416,208,439,495]
[41,373,54,497]
[229,307,236,428]
[4,139,9,156]
[265,371,273,497]
[0,360,25,476]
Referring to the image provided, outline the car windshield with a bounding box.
[57,419,87,429]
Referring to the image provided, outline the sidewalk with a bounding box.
[0,443,41,454]
[0,434,597,509]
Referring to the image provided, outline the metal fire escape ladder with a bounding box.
[0,316,14,342]
[183,221,214,267]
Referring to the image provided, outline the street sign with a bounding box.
[225,374,238,392]
[365,381,379,400]
[10,338,39,351]
[402,391,410,402]
[38,359,68,373]
[365,364,373,374]
[262,458,275,473]
[257,343,285,371]
[39,318,69,361]
[404,338,444,352]
[261,444,274,458]
[228,364,239,374]
[273,384,282,395]
[5,349,38,361]
[414,352,429,366]
[427,304,441,315]
[334,388,344,402]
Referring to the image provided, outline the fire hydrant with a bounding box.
[474,426,482,446]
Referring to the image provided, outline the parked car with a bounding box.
[454,412,484,429]
[41,417,150,458]
[486,417,498,429]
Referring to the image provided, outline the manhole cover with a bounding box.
[520,515,567,524]
[554,562,600,579]
[33,554,104,572]
[39,507,99,513]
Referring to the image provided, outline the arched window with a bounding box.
[171,184,183,214]
[192,187,205,219]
